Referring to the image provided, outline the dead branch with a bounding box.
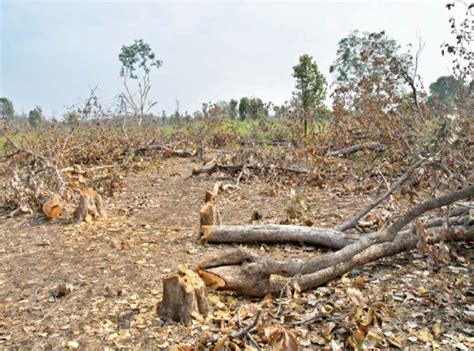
[326,142,387,157]
[336,159,426,232]
[240,140,292,148]
[231,309,261,350]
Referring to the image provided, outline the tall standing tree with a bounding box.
[248,98,267,119]
[119,39,162,127]
[330,31,423,118]
[427,75,466,114]
[442,2,473,82]
[0,97,14,121]
[292,54,327,135]
[239,97,250,120]
[229,99,238,120]
[441,2,473,116]
[28,106,44,128]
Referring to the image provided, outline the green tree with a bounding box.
[28,106,44,128]
[292,54,327,135]
[119,39,162,127]
[427,75,469,115]
[229,99,238,120]
[248,98,267,119]
[330,31,422,116]
[239,97,250,120]
[238,97,268,120]
[0,97,14,120]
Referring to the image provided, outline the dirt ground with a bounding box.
[0,158,472,350]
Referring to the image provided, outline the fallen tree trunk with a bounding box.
[200,224,358,249]
[135,144,195,158]
[197,186,474,297]
[326,142,387,157]
[199,205,471,249]
[200,225,473,297]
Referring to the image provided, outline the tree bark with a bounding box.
[200,224,358,249]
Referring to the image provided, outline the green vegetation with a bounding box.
[427,75,466,115]
[292,54,327,135]
[28,106,44,128]
[330,30,419,114]
[0,97,15,120]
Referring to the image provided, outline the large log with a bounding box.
[201,225,474,297]
[198,186,474,297]
[200,224,359,249]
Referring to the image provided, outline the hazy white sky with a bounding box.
[0,1,457,117]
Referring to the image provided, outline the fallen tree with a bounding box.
[195,185,473,297]
[191,142,388,178]
[198,204,471,250]
[200,222,473,297]
[200,224,358,249]
[158,183,473,325]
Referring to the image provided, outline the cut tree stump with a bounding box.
[199,183,222,233]
[74,188,106,223]
[157,267,212,325]
[42,193,64,219]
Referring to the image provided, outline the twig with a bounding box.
[231,308,261,350]
[235,165,247,187]
[291,310,323,325]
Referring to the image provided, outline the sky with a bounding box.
[0,0,458,118]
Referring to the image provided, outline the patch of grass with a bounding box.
[161,125,176,136]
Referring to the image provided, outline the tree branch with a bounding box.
[336,158,426,231]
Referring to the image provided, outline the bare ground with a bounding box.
[0,158,472,349]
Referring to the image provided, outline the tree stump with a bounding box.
[199,185,221,236]
[74,188,106,223]
[42,193,64,219]
[157,267,212,325]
